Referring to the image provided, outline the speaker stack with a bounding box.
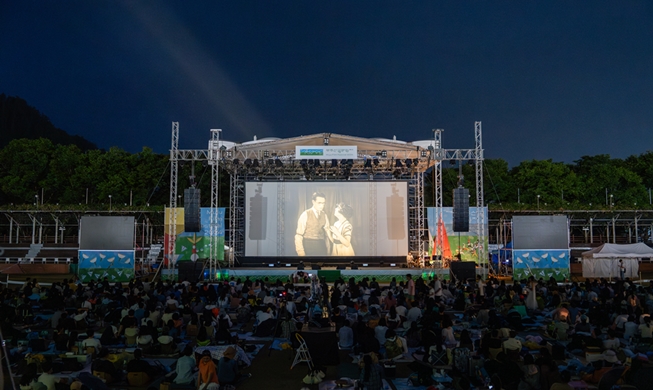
[184,188,201,232]
[452,187,469,232]
[450,261,476,282]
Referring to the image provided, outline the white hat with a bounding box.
[604,350,620,363]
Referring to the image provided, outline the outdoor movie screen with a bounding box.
[245,182,408,257]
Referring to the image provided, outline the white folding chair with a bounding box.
[291,333,314,370]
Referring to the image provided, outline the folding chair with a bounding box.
[291,333,314,370]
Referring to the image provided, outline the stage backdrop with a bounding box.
[244,182,408,257]
[164,207,226,264]
[78,216,135,282]
[427,207,488,263]
[512,215,570,281]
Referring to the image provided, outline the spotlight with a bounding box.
[405,158,412,167]
[420,150,427,157]
[227,151,233,158]
[393,170,402,179]
[395,159,403,168]
[232,158,239,165]
[267,159,274,166]
[413,158,419,165]
[263,151,270,158]
[373,158,379,166]
[381,150,387,158]
[313,159,321,168]
[331,159,338,168]
[244,158,252,167]
[252,159,259,168]
[323,137,329,145]
[450,159,456,165]
[364,159,372,168]
[300,159,308,167]
[275,159,283,167]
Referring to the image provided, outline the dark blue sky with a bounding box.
[2,1,652,165]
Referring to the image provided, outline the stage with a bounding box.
[206,266,459,283]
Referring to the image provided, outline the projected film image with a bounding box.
[245,182,408,257]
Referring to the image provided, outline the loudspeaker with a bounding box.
[452,187,469,232]
[336,265,346,270]
[450,261,476,282]
[184,188,201,232]
[178,261,204,281]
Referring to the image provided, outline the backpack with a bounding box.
[384,338,403,359]
[452,347,470,373]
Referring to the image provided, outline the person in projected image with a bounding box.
[295,191,330,256]
[327,202,355,256]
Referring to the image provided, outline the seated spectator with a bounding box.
[639,316,653,340]
[92,348,122,382]
[358,354,382,390]
[385,306,401,330]
[603,329,620,350]
[20,363,45,390]
[37,362,66,390]
[384,329,404,360]
[338,320,354,349]
[218,346,250,385]
[197,350,219,390]
[173,346,196,385]
[100,326,119,346]
[81,328,101,351]
[374,318,389,347]
[126,348,157,377]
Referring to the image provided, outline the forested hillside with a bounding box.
[0,94,97,151]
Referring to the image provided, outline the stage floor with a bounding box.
[218,266,454,283]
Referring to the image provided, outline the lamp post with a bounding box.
[35,194,39,208]
[109,195,112,211]
[610,194,613,210]
[537,194,540,210]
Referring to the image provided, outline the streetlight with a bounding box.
[537,194,540,210]
[109,195,112,211]
[610,194,613,209]
[35,194,39,208]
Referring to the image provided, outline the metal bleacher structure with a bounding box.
[165,121,487,279]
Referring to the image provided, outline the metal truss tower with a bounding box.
[432,129,444,267]
[474,121,487,276]
[208,129,222,277]
[167,122,179,274]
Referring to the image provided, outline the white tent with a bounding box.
[581,243,653,278]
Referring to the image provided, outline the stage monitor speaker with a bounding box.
[184,188,201,232]
[336,265,346,270]
[450,261,476,282]
[178,261,203,281]
[311,264,321,270]
[452,187,469,232]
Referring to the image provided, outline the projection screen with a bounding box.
[245,182,408,257]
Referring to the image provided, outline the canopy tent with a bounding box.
[581,243,653,278]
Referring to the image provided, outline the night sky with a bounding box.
[2,1,652,165]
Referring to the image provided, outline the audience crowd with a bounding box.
[4,271,653,390]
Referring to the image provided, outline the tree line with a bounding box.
[0,138,651,211]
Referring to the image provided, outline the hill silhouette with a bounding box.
[0,94,97,151]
